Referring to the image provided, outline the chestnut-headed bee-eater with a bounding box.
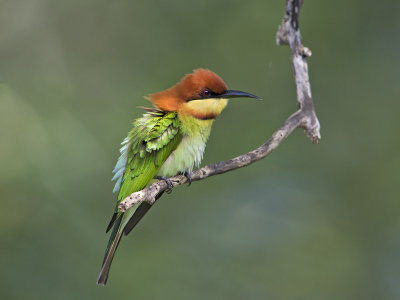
[97,69,260,285]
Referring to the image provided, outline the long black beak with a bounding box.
[219,89,262,100]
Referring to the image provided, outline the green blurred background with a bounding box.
[1,0,399,299]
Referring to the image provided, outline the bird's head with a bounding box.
[147,69,260,120]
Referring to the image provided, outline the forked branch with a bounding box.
[119,0,321,212]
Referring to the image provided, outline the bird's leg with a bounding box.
[182,171,192,186]
[156,176,173,194]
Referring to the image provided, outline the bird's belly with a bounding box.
[157,134,207,177]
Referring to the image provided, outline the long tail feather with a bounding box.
[97,216,123,285]
[97,202,154,285]
[106,212,118,233]
[123,191,164,235]
[123,202,152,235]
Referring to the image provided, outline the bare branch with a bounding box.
[119,0,321,212]
[276,0,321,142]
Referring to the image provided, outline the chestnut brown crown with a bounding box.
[147,69,228,111]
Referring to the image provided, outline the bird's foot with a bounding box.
[156,176,173,194]
[182,171,192,186]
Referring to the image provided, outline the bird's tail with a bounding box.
[96,203,151,285]
[96,215,123,285]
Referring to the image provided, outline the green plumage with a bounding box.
[117,111,182,204]
[97,106,216,285]
[97,110,183,285]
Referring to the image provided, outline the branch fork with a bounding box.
[118,0,321,212]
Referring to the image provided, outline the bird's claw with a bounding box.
[183,171,192,186]
[156,176,173,193]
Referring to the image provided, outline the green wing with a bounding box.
[97,110,182,285]
[116,110,181,204]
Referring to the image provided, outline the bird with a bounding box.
[97,68,260,285]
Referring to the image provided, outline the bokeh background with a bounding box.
[1,0,399,299]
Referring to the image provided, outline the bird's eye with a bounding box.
[202,89,211,97]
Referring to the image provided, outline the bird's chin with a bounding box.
[180,98,228,120]
[183,98,228,117]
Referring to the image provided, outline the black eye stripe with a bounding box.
[186,88,220,102]
[200,88,218,98]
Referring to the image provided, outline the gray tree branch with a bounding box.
[118,0,321,212]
